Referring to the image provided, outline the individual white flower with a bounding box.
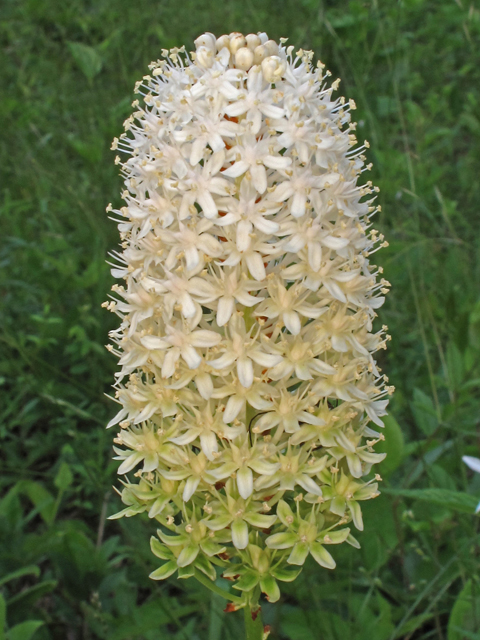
[105,32,392,611]
[208,315,283,388]
[222,134,292,194]
[140,323,221,378]
[209,266,264,327]
[224,65,285,134]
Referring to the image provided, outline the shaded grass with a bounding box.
[0,0,480,638]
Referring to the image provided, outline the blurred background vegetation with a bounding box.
[1,0,480,638]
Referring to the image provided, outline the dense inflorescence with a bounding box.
[104,31,393,604]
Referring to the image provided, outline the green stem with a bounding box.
[193,569,243,605]
[244,604,263,640]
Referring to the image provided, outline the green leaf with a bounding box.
[446,341,464,390]
[376,414,404,476]
[0,594,6,640]
[67,42,103,81]
[0,566,40,588]
[393,613,435,639]
[412,388,438,435]
[208,592,224,640]
[361,495,398,570]
[7,580,57,609]
[450,629,480,640]
[383,488,479,513]
[107,600,197,639]
[15,481,56,525]
[7,621,44,640]
[448,580,480,640]
[54,462,73,492]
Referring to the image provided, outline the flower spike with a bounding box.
[105,31,392,609]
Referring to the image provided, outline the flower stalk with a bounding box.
[104,29,393,626]
[244,604,264,640]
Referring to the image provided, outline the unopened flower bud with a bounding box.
[229,32,246,54]
[235,47,254,71]
[194,32,216,51]
[216,34,230,51]
[245,33,261,50]
[254,44,268,64]
[264,40,279,56]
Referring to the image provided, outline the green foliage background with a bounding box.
[1,0,479,638]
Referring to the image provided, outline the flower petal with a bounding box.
[223,394,245,423]
[162,347,181,378]
[463,456,480,474]
[249,350,283,367]
[231,519,249,549]
[309,542,336,569]
[265,532,297,549]
[237,219,252,252]
[182,476,200,501]
[259,575,280,602]
[217,296,235,326]
[200,431,218,460]
[149,560,177,580]
[190,330,222,347]
[195,372,213,399]
[250,163,267,194]
[177,544,200,567]
[222,161,250,178]
[237,357,254,388]
[181,345,202,369]
[237,466,253,499]
[287,542,309,565]
[244,513,277,528]
[283,310,301,335]
[245,252,266,281]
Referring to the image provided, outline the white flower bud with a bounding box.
[257,31,268,44]
[254,44,268,64]
[261,55,286,82]
[264,39,279,56]
[245,33,261,50]
[215,34,230,51]
[229,32,246,54]
[194,32,216,51]
[235,47,254,71]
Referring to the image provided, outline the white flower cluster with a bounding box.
[105,31,393,604]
